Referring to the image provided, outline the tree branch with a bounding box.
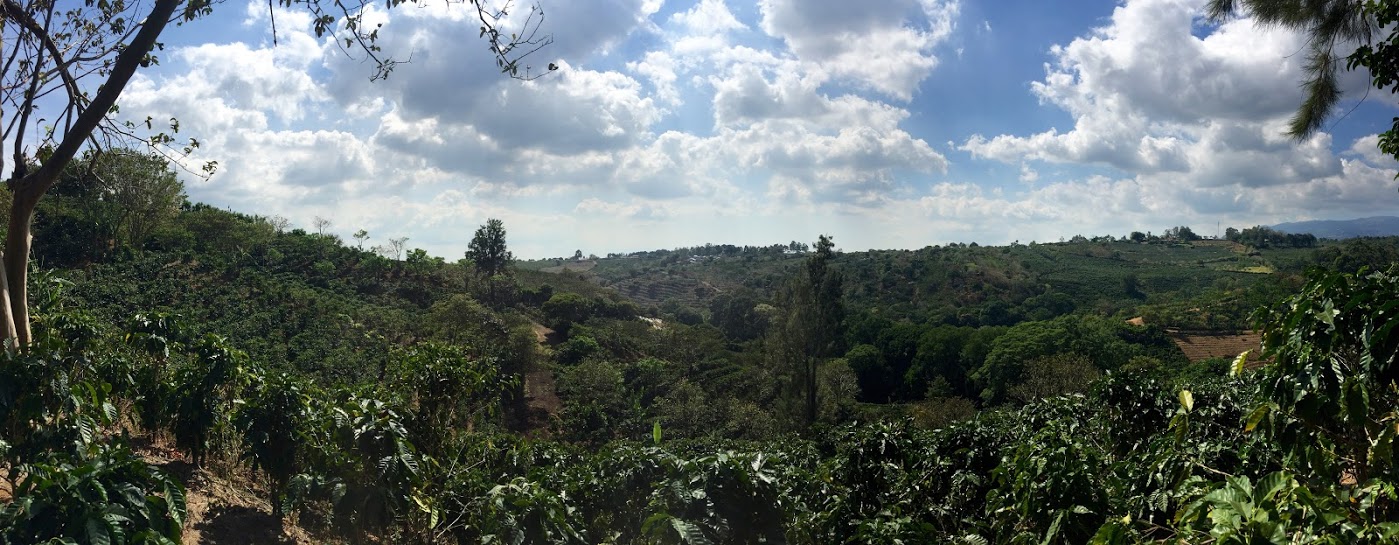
[11,0,53,178]
[2,0,87,138]
[16,0,179,205]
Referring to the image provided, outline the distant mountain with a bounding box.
[1273,216,1399,239]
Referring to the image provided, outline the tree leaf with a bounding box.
[1231,349,1250,377]
[1244,403,1271,433]
[1040,510,1065,545]
[670,518,714,545]
[1255,471,1292,504]
[85,516,113,545]
[1088,521,1127,545]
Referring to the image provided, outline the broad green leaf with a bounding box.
[670,518,714,545]
[1088,521,1128,545]
[85,516,113,545]
[1244,404,1271,433]
[1255,472,1292,504]
[1231,350,1250,377]
[1040,510,1065,545]
[1179,389,1194,412]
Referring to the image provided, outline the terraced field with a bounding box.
[604,273,721,308]
[539,260,598,274]
[1169,330,1267,368]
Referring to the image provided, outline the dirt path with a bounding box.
[523,322,563,435]
[531,322,553,344]
[523,368,563,433]
[131,439,324,545]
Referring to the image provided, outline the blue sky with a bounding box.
[108,0,1399,258]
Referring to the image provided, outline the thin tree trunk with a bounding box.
[2,212,30,345]
[0,0,178,347]
[0,8,13,345]
[0,251,16,344]
[806,357,817,426]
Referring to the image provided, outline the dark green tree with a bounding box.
[93,150,186,248]
[1317,237,1399,273]
[972,315,1175,405]
[467,218,514,278]
[467,218,514,304]
[35,149,186,266]
[1165,225,1200,241]
[771,235,844,427]
[542,292,593,336]
[904,325,975,400]
[843,343,888,402]
[708,292,767,342]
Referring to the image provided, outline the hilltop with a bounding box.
[524,237,1324,332]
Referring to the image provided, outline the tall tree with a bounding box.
[1350,1,1399,164]
[467,218,513,304]
[467,218,513,278]
[0,0,555,348]
[33,149,184,265]
[771,234,844,427]
[91,149,187,248]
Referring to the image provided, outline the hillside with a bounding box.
[6,195,1399,544]
[527,238,1323,331]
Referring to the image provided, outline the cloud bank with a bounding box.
[114,0,1396,257]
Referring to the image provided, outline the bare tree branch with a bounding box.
[3,1,86,135]
[18,0,179,201]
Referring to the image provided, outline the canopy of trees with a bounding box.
[467,218,514,278]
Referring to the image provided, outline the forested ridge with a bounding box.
[2,160,1399,543]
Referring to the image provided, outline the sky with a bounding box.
[103,0,1399,258]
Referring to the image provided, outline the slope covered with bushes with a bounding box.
[3,186,1398,542]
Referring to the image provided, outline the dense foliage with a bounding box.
[564,234,1330,335]
[2,182,1398,542]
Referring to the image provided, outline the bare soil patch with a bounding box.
[521,320,563,437]
[531,321,561,345]
[524,368,563,435]
[1169,330,1267,369]
[128,439,327,545]
[540,260,597,274]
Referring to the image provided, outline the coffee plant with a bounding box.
[4,264,1399,544]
